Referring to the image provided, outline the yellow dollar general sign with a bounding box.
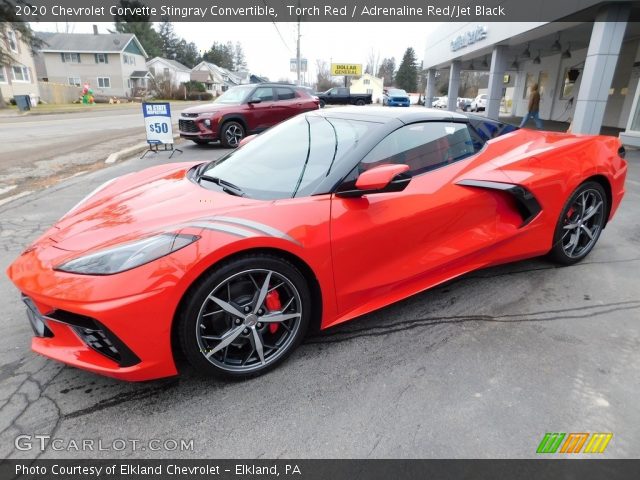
[331,63,362,76]
[537,432,613,454]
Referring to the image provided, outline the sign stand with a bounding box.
[141,102,182,159]
[141,141,182,159]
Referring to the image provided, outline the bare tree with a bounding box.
[315,60,333,91]
[365,48,380,76]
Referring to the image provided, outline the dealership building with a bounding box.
[423,0,640,146]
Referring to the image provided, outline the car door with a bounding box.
[245,86,278,131]
[274,86,302,122]
[330,121,500,317]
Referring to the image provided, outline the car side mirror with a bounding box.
[247,98,262,105]
[238,134,257,147]
[336,164,411,198]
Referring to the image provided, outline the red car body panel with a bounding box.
[7,126,626,381]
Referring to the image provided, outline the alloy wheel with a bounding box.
[224,124,243,147]
[195,269,302,373]
[561,188,605,258]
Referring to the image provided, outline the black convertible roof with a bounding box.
[311,106,470,124]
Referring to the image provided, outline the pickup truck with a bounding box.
[316,87,372,108]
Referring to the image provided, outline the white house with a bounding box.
[350,74,384,103]
[146,57,191,89]
[190,61,241,96]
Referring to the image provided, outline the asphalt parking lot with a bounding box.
[1,140,639,459]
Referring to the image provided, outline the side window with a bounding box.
[250,87,274,101]
[276,87,296,100]
[359,122,476,176]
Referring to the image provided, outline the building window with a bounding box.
[366,88,373,94]
[61,53,81,63]
[68,77,81,86]
[363,79,370,85]
[523,73,537,99]
[11,65,30,82]
[97,77,111,88]
[561,68,581,99]
[123,54,136,65]
[95,53,108,64]
[127,78,132,89]
[163,67,170,78]
[0,66,6,83]
[7,30,18,53]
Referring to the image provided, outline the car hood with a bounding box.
[39,162,262,253]
[181,103,241,115]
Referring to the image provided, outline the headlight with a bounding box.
[203,118,212,127]
[55,233,199,275]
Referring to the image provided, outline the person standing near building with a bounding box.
[519,84,543,129]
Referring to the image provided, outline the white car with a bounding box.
[433,96,448,109]
[471,94,487,112]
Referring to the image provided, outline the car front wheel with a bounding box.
[178,254,311,378]
[220,121,245,148]
[549,181,608,265]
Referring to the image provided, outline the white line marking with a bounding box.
[0,190,32,207]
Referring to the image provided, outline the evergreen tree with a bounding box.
[377,57,396,87]
[395,47,418,92]
[175,39,199,68]
[112,0,162,58]
[202,42,235,70]
[157,17,179,59]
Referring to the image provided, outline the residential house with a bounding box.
[190,61,244,96]
[350,74,384,103]
[35,27,150,98]
[0,24,41,104]
[146,56,191,90]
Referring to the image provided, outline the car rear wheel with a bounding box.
[178,254,311,378]
[549,181,607,265]
[220,121,245,148]
[356,99,366,106]
[319,100,326,108]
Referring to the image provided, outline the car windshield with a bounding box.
[214,85,254,104]
[200,115,376,200]
[388,89,407,96]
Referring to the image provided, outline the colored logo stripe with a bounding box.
[560,433,589,453]
[537,433,565,453]
[584,433,613,453]
[537,433,613,454]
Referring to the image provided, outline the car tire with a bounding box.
[549,181,608,266]
[178,254,311,379]
[220,121,245,148]
[356,99,366,106]
[192,139,210,145]
[319,100,326,108]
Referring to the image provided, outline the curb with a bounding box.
[105,134,181,164]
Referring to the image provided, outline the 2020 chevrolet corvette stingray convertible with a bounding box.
[7,107,627,381]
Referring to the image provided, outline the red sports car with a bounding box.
[7,108,627,381]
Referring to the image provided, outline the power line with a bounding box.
[261,0,293,54]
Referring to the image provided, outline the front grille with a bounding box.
[179,119,200,133]
[391,97,407,102]
[46,309,141,367]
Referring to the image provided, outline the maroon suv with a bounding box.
[179,83,320,147]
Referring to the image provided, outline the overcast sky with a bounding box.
[37,22,433,82]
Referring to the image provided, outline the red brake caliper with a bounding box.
[265,290,282,334]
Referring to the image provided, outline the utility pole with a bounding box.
[296,0,302,86]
